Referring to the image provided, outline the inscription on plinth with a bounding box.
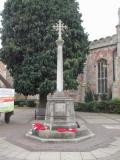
[45,93,77,130]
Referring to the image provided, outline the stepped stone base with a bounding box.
[45,92,77,130]
[26,124,95,142]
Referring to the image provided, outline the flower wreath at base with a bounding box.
[32,122,78,136]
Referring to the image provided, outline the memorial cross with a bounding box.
[53,20,67,40]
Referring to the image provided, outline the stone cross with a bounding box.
[53,20,67,92]
[53,20,67,40]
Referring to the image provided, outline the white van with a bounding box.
[0,88,14,123]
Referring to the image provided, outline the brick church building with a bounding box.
[0,8,120,102]
[78,8,120,101]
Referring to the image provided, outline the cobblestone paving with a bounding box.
[0,107,120,159]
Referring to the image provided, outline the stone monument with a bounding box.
[26,20,94,142]
[45,20,77,130]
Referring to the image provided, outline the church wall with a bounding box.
[86,45,116,95]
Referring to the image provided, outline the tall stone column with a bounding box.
[112,8,120,99]
[56,39,64,92]
[53,20,67,93]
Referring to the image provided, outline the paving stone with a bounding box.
[40,152,60,160]
[0,142,10,148]
[91,149,109,158]
[80,116,106,119]
[1,110,120,160]
[98,151,120,160]
[85,118,118,124]
[103,125,120,129]
[111,140,120,146]
[7,151,23,158]
[0,148,15,157]
[0,156,18,160]
[0,139,6,144]
[116,119,120,122]
[14,151,30,160]
[0,158,7,160]
[61,152,82,160]
[25,152,40,160]
[81,152,96,159]
[98,147,118,155]
[108,145,120,152]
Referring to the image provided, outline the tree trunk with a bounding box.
[39,93,47,108]
[35,93,47,120]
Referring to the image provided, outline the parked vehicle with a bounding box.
[0,88,14,123]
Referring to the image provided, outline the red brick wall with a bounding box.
[86,46,116,94]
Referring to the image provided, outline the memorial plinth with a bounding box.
[45,20,77,130]
[45,92,77,130]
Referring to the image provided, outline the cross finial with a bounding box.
[53,20,67,40]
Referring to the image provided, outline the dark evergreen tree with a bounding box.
[0,0,89,107]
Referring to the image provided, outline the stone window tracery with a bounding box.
[98,59,107,94]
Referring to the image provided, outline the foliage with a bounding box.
[14,99,36,107]
[100,94,108,101]
[74,99,120,114]
[85,91,109,102]
[94,94,99,101]
[0,0,89,106]
[85,90,94,102]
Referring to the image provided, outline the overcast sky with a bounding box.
[0,0,120,41]
[78,0,120,40]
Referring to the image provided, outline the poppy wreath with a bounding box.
[56,128,78,132]
[32,122,48,131]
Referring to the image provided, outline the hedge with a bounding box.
[14,99,36,107]
[74,99,120,113]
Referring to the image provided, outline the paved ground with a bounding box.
[0,107,120,159]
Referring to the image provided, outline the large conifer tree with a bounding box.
[0,0,89,106]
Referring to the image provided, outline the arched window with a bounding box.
[98,59,107,94]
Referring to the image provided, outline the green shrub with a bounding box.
[85,102,94,112]
[113,108,120,113]
[14,99,23,106]
[94,94,99,101]
[75,99,120,114]
[100,94,108,100]
[19,101,25,107]
[26,100,36,107]
[74,102,86,111]
[85,90,93,102]
[111,99,120,105]
[14,99,36,107]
